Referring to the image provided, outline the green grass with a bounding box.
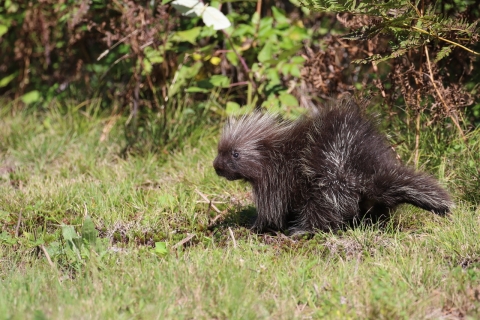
[1,104,480,319]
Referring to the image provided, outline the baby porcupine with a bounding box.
[213,98,454,233]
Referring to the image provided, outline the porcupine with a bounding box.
[212,98,454,233]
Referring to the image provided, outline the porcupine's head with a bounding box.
[213,112,287,183]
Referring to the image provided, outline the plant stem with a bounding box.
[424,46,467,142]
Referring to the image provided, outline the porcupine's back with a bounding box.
[291,99,453,232]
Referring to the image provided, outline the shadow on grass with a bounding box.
[208,204,438,237]
[209,206,258,232]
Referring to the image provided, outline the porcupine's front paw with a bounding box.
[286,223,316,238]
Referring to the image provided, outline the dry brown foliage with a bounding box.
[300,10,479,139]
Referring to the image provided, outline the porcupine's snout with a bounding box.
[213,156,225,177]
[213,155,240,181]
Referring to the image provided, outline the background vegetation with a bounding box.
[1,0,479,318]
[2,0,479,150]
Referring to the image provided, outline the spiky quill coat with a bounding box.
[213,99,453,233]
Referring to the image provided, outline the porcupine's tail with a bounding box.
[370,166,454,215]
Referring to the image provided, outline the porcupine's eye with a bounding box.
[232,151,239,158]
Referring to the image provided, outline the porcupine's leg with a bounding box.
[289,182,361,234]
[370,166,453,215]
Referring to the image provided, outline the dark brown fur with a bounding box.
[213,99,454,233]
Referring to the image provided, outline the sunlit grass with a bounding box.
[0,103,479,319]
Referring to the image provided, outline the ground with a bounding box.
[0,105,479,319]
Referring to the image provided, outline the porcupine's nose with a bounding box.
[213,157,225,177]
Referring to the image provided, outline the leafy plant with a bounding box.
[299,0,479,63]
[46,216,107,272]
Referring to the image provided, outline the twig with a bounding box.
[165,56,187,103]
[132,73,140,120]
[228,227,237,248]
[229,81,250,88]
[196,188,228,227]
[195,189,221,214]
[40,245,56,270]
[424,46,466,141]
[256,0,262,16]
[208,212,227,227]
[100,115,120,142]
[277,232,296,244]
[172,233,195,249]
[15,210,22,237]
[410,26,480,56]
[196,200,226,204]
[413,45,424,169]
[40,245,63,284]
[222,31,257,92]
[97,29,140,61]
[414,112,420,168]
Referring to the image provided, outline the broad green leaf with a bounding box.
[198,44,215,54]
[0,231,16,245]
[261,96,281,109]
[226,51,238,66]
[279,37,296,50]
[62,225,77,242]
[62,225,82,250]
[289,65,302,78]
[143,60,153,74]
[279,93,299,107]
[265,67,281,84]
[45,241,62,257]
[199,25,217,38]
[168,62,203,97]
[0,73,16,88]
[287,26,309,41]
[290,56,306,64]
[208,75,230,87]
[259,17,273,33]
[186,87,209,93]
[81,216,98,245]
[154,242,168,256]
[258,17,277,41]
[272,7,289,25]
[173,27,202,44]
[0,25,8,38]
[189,75,230,92]
[20,91,41,104]
[180,62,203,80]
[232,24,254,37]
[226,101,241,115]
[251,12,260,25]
[258,42,273,63]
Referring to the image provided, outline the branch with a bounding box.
[424,46,466,141]
[409,25,480,56]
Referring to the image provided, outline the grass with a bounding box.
[1,103,480,319]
